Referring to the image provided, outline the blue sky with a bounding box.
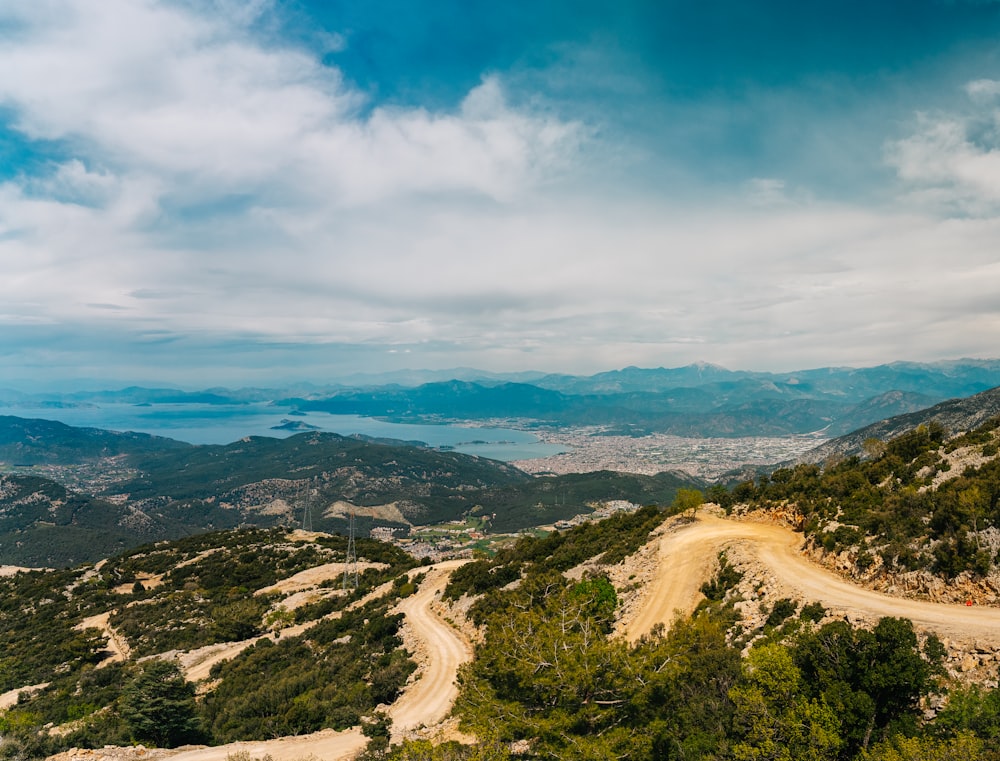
[2,0,1000,388]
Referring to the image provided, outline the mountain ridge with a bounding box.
[798,385,1000,463]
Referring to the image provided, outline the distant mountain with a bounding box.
[534,362,742,394]
[6,358,1000,439]
[281,378,950,438]
[821,390,942,437]
[533,359,1000,402]
[331,366,549,387]
[286,380,574,421]
[799,385,1000,463]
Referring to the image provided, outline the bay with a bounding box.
[0,402,565,461]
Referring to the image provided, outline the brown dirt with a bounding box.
[389,560,474,742]
[75,612,131,665]
[618,511,1000,648]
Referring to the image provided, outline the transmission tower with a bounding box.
[300,485,313,532]
[343,512,358,590]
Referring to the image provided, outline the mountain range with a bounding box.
[4,359,1000,438]
[797,385,1000,464]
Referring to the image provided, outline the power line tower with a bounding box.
[300,485,313,532]
[342,512,358,590]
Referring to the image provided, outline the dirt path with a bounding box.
[161,728,368,761]
[177,578,400,683]
[159,561,471,761]
[623,514,1000,645]
[0,565,43,576]
[76,612,131,664]
[389,560,473,739]
[0,683,49,710]
[256,561,387,598]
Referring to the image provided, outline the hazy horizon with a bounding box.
[1,355,999,395]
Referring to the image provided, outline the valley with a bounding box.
[5,369,1000,759]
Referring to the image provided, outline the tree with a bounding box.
[118,661,200,747]
[730,643,841,761]
[860,732,986,761]
[674,488,705,518]
[707,484,734,510]
[457,578,643,759]
[863,439,887,460]
[792,618,938,756]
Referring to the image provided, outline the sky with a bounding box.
[3,0,1000,388]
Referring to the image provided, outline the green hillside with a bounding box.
[0,528,418,758]
[0,416,188,465]
[735,417,1000,581]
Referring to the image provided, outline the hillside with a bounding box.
[8,474,1000,760]
[0,418,704,566]
[799,385,1000,463]
[0,474,197,567]
[737,413,1000,597]
[0,528,424,759]
[0,416,189,465]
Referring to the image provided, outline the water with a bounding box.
[0,403,565,462]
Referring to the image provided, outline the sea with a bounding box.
[0,402,565,462]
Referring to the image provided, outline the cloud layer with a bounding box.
[0,0,999,386]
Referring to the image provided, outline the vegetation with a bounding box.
[202,598,414,741]
[0,526,420,759]
[0,423,705,566]
[443,505,667,620]
[731,419,1000,578]
[443,563,963,761]
[0,566,113,692]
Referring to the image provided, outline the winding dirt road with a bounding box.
[390,560,473,739]
[162,560,471,761]
[623,514,1000,645]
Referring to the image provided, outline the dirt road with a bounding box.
[162,560,471,761]
[390,560,473,739]
[0,683,48,711]
[623,514,1000,645]
[161,728,368,761]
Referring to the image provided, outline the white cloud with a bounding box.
[0,2,998,381]
[885,83,1000,214]
[0,1,578,207]
[965,78,1000,100]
